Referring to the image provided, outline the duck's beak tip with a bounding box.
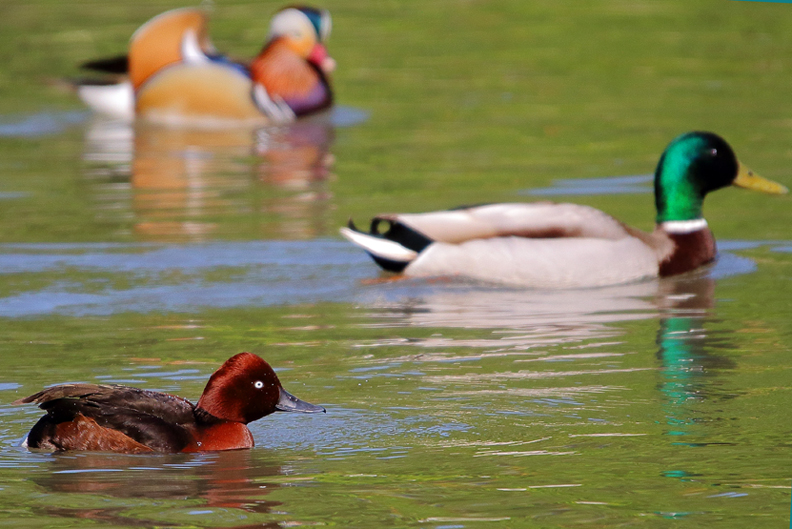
[276,387,326,413]
[734,163,788,195]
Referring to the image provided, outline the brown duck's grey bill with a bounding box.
[276,387,326,413]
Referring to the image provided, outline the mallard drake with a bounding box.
[77,5,333,125]
[341,132,788,288]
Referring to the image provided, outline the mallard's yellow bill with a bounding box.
[734,162,788,194]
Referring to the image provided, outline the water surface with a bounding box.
[1,1,791,528]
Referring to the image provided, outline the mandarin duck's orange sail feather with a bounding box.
[129,8,212,90]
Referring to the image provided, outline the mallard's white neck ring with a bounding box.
[660,218,709,234]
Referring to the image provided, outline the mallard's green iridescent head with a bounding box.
[654,131,787,223]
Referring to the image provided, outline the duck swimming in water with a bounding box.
[341,132,788,288]
[15,353,325,453]
[78,5,334,125]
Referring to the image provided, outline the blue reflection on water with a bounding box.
[0,240,371,316]
[0,192,27,200]
[0,111,89,137]
[0,239,781,317]
[0,105,367,139]
[522,175,653,196]
[329,106,369,128]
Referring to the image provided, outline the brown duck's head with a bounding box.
[197,353,325,424]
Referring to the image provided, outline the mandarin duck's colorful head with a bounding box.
[249,6,335,119]
[268,6,334,72]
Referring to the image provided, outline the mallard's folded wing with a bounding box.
[389,203,634,244]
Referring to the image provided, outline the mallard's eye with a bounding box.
[709,148,718,156]
[254,381,264,389]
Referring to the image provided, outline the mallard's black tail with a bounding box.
[340,217,433,272]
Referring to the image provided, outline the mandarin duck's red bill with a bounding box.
[77,5,334,125]
[15,353,325,453]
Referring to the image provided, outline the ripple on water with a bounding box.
[0,238,779,317]
[0,111,89,137]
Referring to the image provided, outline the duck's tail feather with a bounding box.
[76,81,135,120]
[81,54,129,75]
[340,218,433,273]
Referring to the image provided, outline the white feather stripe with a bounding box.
[181,29,210,64]
[339,227,418,263]
[660,219,708,234]
[406,236,659,288]
[268,8,312,41]
[252,84,296,123]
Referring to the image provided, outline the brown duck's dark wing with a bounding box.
[18,384,198,452]
[17,384,196,423]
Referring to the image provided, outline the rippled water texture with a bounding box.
[1,1,792,528]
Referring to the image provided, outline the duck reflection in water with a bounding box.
[33,449,287,527]
[654,275,734,445]
[83,115,336,241]
[360,269,736,440]
[358,279,672,352]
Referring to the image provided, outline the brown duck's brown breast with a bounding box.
[658,228,717,277]
[182,421,255,452]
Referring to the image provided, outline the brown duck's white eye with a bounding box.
[254,381,264,389]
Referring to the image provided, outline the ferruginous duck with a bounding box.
[15,353,325,453]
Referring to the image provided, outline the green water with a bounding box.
[1,0,792,527]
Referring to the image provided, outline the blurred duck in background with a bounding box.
[77,5,334,125]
